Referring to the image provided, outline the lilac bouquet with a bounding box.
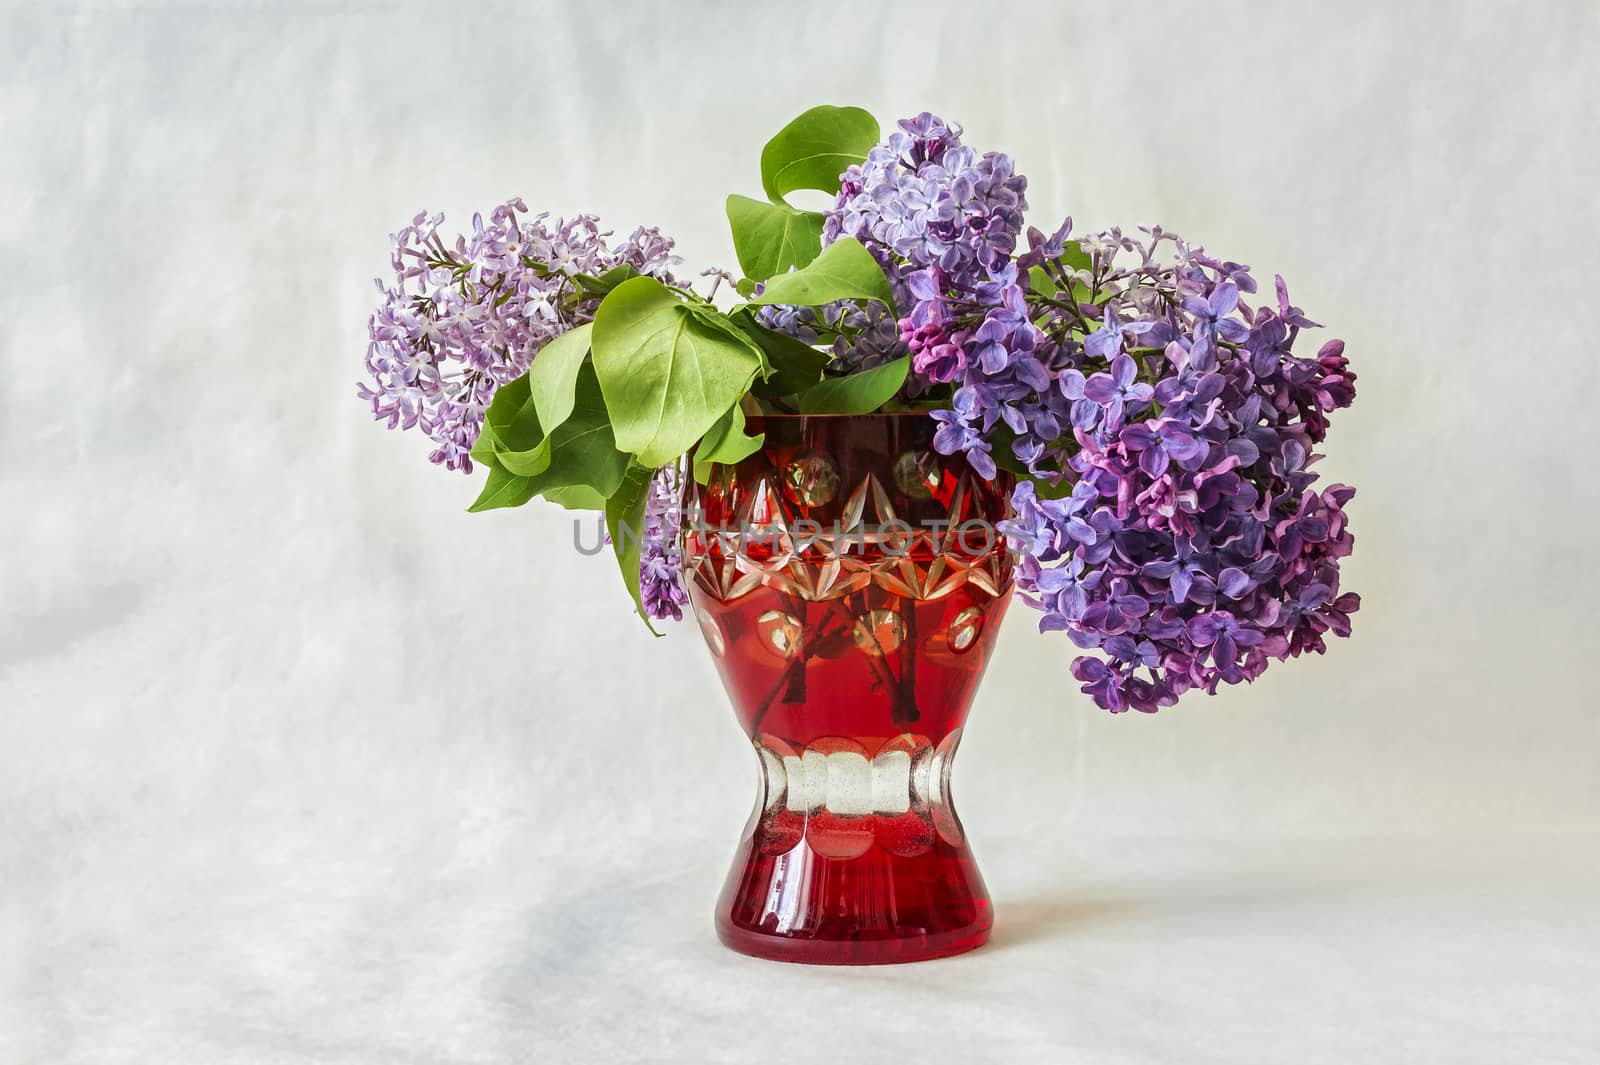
[358,106,1359,712]
[360,205,680,471]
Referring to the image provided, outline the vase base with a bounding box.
[715,912,992,965]
[714,833,992,965]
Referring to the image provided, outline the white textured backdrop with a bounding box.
[3,2,1597,1063]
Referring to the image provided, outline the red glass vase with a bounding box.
[682,412,1015,964]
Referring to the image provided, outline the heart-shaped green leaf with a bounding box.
[468,463,539,512]
[1062,239,1093,272]
[519,362,630,496]
[760,105,879,205]
[541,484,608,511]
[749,237,895,312]
[496,437,552,477]
[468,420,501,469]
[571,265,641,298]
[481,374,552,477]
[483,375,540,452]
[591,276,763,467]
[795,356,910,415]
[695,403,765,469]
[727,309,833,398]
[528,322,593,434]
[472,360,630,507]
[725,195,825,282]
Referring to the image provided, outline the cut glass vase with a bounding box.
[682,412,1014,964]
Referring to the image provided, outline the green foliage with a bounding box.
[481,374,552,477]
[1029,242,1104,308]
[725,105,878,284]
[527,322,593,434]
[496,438,553,478]
[459,104,936,634]
[468,462,540,512]
[541,484,608,510]
[727,309,833,398]
[571,264,641,298]
[590,276,763,466]
[470,361,629,509]
[524,362,631,496]
[795,356,910,415]
[604,464,661,635]
[692,404,764,482]
[1062,239,1093,273]
[725,195,825,282]
[749,237,894,312]
[468,420,501,469]
[682,301,777,377]
[759,105,879,205]
[483,375,541,453]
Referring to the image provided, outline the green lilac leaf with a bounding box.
[497,437,553,477]
[517,362,629,498]
[725,195,825,281]
[727,310,833,397]
[541,484,608,510]
[795,355,910,415]
[985,423,1031,477]
[749,237,895,312]
[1062,240,1093,272]
[528,322,593,434]
[468,420,501,468]
[484,374,541,452]
[467,462,539,512]
[695,404,764,467]
[604,464,661,636]
[1031,474,1080,498]
[759,105,880,205]
[681,303,771,378]
[482,374,552,477]
[591,276,763,466]
[571,264,641,298]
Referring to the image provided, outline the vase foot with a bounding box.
[715,915,991,965]
[715,834,991,965]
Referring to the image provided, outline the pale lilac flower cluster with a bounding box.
[760,113,1027,382]
[641,464,688,621]
[826,112,1028,286]
[829,116,1361,711]
[824,114,1041,457]
[358,199,679,470]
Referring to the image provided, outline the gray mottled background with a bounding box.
[3,2,1597,1063]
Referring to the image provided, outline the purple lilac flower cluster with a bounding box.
[759,113,1028,383]
[641,464,689,621]
[827,115,1360,711]
[756,298,909,375]
[826,112,1028,288]
[360,199,689,618]
[826,114,1040,456]
[359,199,679,470]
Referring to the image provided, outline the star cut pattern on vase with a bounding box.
[683,468,1012,604]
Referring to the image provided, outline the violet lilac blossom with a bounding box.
[827,114,1361,712]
